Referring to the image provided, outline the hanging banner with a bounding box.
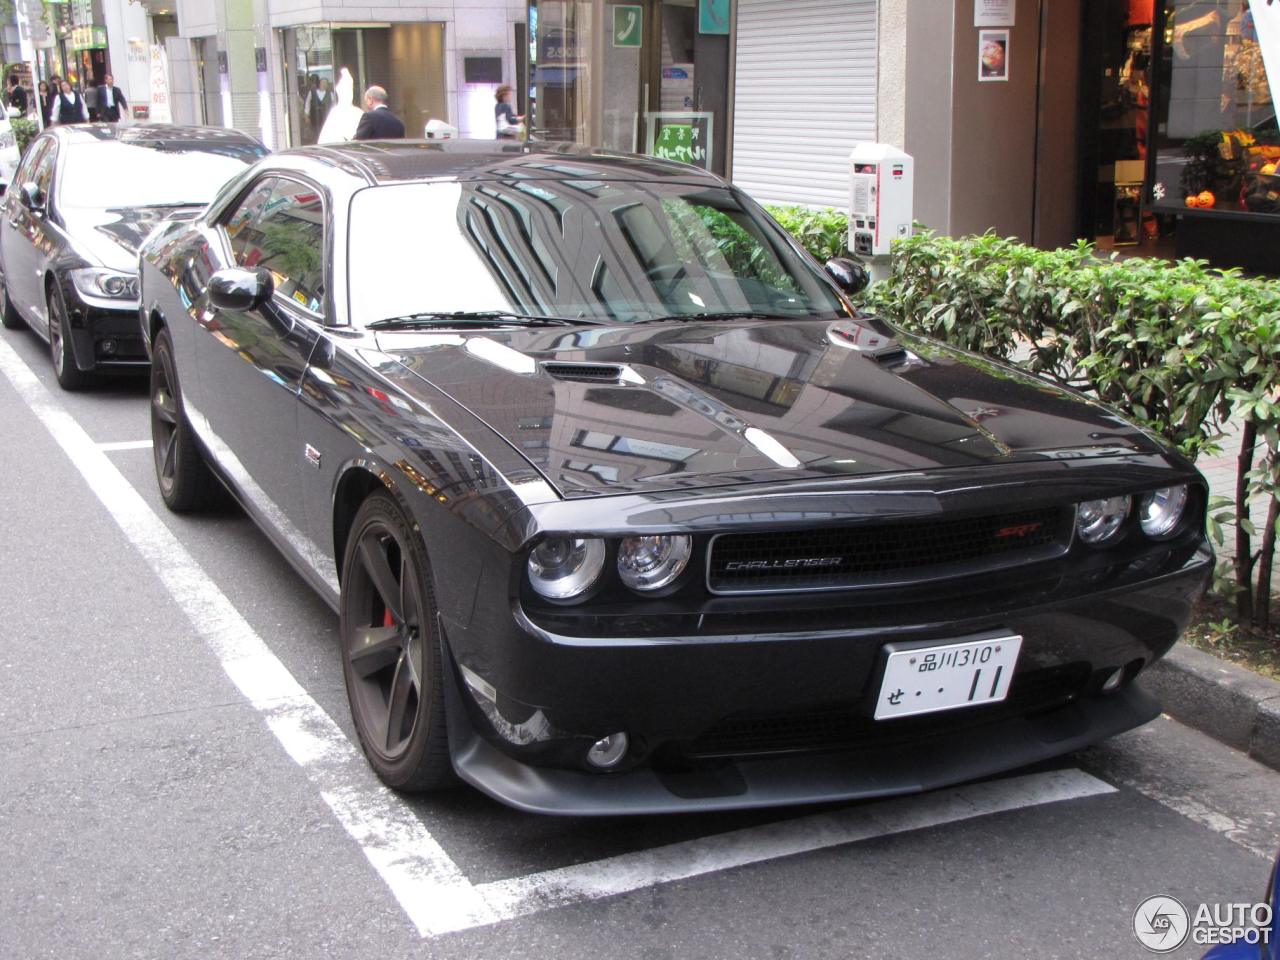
[149,44,172,123]
[1247,0,1280,99]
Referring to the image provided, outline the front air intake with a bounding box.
[541,362,627,382]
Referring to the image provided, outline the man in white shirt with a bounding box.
[94,74,127,123]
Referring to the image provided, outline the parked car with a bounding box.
[138,141,1213,814]
[0,123,266,388]
[1202,847,1278,959]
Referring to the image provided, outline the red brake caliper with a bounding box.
[382,607,395,628]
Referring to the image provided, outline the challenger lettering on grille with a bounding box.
[723,557,844,572]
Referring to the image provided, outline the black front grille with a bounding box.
[678,662,1092,761]
[707,506,1071,594]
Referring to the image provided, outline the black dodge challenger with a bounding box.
[137,141,1212,814]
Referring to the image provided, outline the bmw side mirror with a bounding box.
[208,267,273,312]
[20,182,44,216]
[825,257,870,295]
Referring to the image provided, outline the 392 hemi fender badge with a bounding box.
[304,443,322,469]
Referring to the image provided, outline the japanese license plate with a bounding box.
[874,634,1023,720]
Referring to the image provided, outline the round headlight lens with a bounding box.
[527,537,605,600]
[616,534,692,592]
[1077,495,1132,545]
[1139,485,1189,539]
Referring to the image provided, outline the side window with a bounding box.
[227,178,326,314]
[14,137,50,189]
[224,178,277,265]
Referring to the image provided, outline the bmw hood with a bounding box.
[379,318,1164,498]
[61,204,204,273]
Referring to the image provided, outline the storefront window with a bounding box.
[280,23,446,146]
[528,0,729,175]
[1152,1,1279,217]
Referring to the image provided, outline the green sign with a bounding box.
[649,113,713,170]
[613,5,643,48]
[699,0,730,35]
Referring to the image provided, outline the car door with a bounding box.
[197,174,327,572]
[2,136,56,323]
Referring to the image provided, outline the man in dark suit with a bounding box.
[94,74,127,122]
[353,86,405,140]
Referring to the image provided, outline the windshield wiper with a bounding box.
[367,311,595,330]
[634,311,801,324]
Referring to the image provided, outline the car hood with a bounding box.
[379,317,1164,499]
[61,204,203,272]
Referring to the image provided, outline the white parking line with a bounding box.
[0,337,497,938]
[0,336,1122,939]
[97,439,153,451]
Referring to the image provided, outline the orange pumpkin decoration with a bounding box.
[1185,194,1201,207]
[1197,190,1216,207]
[1262,162,1277,176]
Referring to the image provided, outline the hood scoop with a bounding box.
[827,321,915,368]
[540,361,644,384]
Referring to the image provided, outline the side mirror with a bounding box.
[825,257,870,295]
[19,182,44,216]
[208,267,273,312]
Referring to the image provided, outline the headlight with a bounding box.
[616,534,692,592]
[1139,485,1189,539]
[527,537,605,600]
[1076,495,1131,545]
[69,268,139,301]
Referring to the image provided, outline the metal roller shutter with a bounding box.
[731,0,877,209]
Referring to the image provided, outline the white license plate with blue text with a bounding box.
[874,635,1023,720]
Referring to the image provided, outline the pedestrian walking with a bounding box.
[51,80,88,125]
[353,86,405,140]
[37,80,50,127]
[6,75,28,117]
[94,74,127,123]
[494,84,524,139]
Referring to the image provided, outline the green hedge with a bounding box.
[768,209,1280,628]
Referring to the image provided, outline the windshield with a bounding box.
[347,179,847,327]
[59,140,264,210]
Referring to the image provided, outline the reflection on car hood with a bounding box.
[378,317,1164,499]
[62,204,203,272]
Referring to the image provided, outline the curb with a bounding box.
[1142,644,1280,771]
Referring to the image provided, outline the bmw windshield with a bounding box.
[347,179,849,327]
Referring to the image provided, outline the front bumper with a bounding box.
[439,541,1212,815]
[57,275,147,373]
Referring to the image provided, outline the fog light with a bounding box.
[586,732,628,769]
[100,339,117,356]
[1101,667,1124,693]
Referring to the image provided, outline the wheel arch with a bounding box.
[332,465,389,586]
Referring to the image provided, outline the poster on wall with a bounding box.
[975,0,1015,28]
[699,0,730,35]
[1248,0,1280,99]
[978,29,1009,82]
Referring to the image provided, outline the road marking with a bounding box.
[0,338,1122,938]
[0,337,497,938]
[476,768,1116,923]
[97,439,152,451]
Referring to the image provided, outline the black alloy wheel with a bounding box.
[150,327,220,512]
[340,492,452,791]
[0,277,21,330]
[47,283,89,390]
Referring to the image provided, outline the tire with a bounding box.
[47,282,91,390]
[150,326,220,512]
[340,491,453,792]
[0,278,21,330]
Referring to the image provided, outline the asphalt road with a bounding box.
[0,322,1276,960]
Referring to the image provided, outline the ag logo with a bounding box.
[1133,895,1190,953]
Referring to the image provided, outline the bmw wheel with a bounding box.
[340,491,453,792]
[47,282,90,390]
[0,277,21,330]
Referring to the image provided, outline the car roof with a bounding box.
[285,140,727,187]
[49,123,265,149]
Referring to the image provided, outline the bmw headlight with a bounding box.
[616,535,692,592]
[527,537,605,600]
[1139,485,1189,539]
[1076,495,1131,545]
[69,267,139,301]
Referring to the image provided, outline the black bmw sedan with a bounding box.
[0,124,266,389]
[138,141,1212,814]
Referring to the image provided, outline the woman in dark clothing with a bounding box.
[494,84,524,139]
[37,81,50,126]
[51,80,87,125]
[6,75,28,117]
